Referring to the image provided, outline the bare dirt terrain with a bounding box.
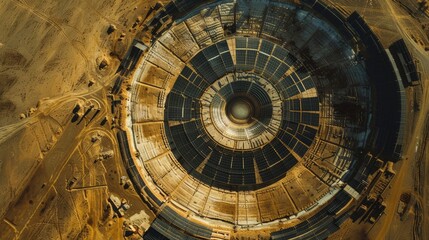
[0,0,162,239]
[0,0,154,127]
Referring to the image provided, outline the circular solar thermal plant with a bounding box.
[163,39,313,191]
[125,0,386,234]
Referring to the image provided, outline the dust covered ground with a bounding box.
[0,0,164,239]
[0,0,156,127]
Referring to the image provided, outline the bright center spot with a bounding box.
[230,100,251,120]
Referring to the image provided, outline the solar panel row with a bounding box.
[190,40,234,83]
[165,117,313,189]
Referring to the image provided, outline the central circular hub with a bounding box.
[229,99,252,120]
[200,73,283,150]
[226,97,255,124]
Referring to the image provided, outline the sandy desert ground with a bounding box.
[0,0,165,239]
[0,0,157,127]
